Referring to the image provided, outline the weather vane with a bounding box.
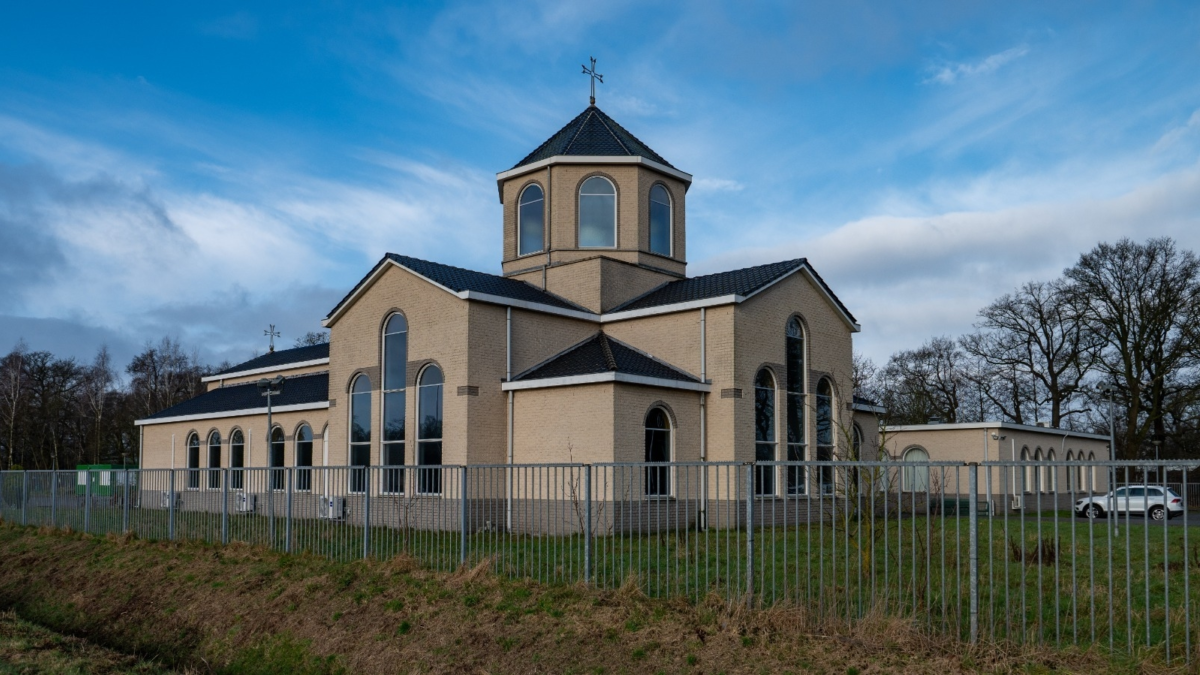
[264,324,281,353]
[582,56,603,105]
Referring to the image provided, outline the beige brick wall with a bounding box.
[140,408,330,470]
[512,383,614,464]
[884,426,1111,496]
[603,309,703,378]
[612,384,702,464]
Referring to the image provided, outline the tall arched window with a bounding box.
[382,314,407,495]
[229,429,245,490]
[1032,448,1043,494]
[1065,451,1074,491]
[644,407,671,497]
[207,430,222,489]
[902,447,930,492]
[754,368,777,496]
[518,184,545,256]
[350,374,372,494]
[578,176,616,248]
[417,365,444,494]
[1020,447,1032,493]
[648,184,671,256]
[1045,449,1057,492]
[186,433,200,489]
[269,426,285,491]
[785,318,806,495]
[1088,451,1096,490]
[295,425,313,492]
[816,378,835,495]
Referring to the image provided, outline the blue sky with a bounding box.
[2,1,1199,370]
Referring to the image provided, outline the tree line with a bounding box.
[0,332,329,471]
[859,237,1200,460]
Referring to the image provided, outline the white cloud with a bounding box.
[1153,109,1200,152]
[691,178,744,193]
[926,46,1030,85]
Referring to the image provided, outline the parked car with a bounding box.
[1075,486,1184,521]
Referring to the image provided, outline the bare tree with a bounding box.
[81,346,114,464]
[878,336,975,425]
[1065,237,1200,458]
[0,342,27,469]
[294,331,330,347]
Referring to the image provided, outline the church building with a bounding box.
[136,102,876,499]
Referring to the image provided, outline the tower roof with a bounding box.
[512,105,674,170]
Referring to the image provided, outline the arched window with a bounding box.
[1065,451,1074,491]
[1032,448,1043,494]
[648,184,671,256]
[1045,449,1057,492]
[816,378,835,494]
[229,429,245,490]
[644,407,671,497]
[186,433,200,489]
[295,424,313,492]
[382,314,408,495]
[207,430,222,489]
[518,184,545,256]
[350,374,372,494]
[902,447,930,492]
[1088,451,1096,490]
[1020,447,1032,494]
[578,176,616,248]
[785,318,806,495]
[754,368,777,496]
[269,426,285,491]
[417,365,444,494]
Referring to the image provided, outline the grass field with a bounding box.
[0,521,1178,674]
[0,610,171,674]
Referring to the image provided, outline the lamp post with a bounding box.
[258,376,285,476]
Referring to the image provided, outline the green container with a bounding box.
[75,464,138,496]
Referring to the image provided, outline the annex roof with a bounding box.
[606,258,859,330]
[504,333,708,393]
[512,105,674,170]
[323,254,590,325]
[205,342,330,381]
[136,372,329,426]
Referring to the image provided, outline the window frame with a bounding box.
[269,425,285,492]
[206,430,222,490]
[754,367,778,497]
[416,364,444,495]
[349,374,372,495]
[381,313,408,496]
[186,432,201,490]
[577,175,617,249]
[648,183,672,257]
[295,423,313,492]
[784,317,807,496]
[229,428,245,490]
[901,446,930,493]
[517,182,546,257]
[644,406,673,498]
[815,377,835,495]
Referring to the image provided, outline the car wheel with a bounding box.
[1149,506,1166,522]
[1084,504,1104,519]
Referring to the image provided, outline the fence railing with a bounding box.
[0,459,1196,663]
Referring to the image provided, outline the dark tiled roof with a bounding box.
[853,395,884,411]
[512,106,674,170]
[609,258,858,324]
[326,254,587,321]
[142,373,329,421]
[513,333,699,384]
[214,343,329,376]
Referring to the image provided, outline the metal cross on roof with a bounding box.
[264,324,280,353]
[581,56,603,105]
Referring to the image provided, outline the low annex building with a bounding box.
[136,103,870,499]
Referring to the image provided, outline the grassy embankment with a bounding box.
[0,520,1179,674]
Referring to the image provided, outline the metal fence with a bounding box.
[0,459,1196,663]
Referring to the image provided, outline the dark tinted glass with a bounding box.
[518,185,544,256]
[645,408,668,430]
[649,185,670,256]
[384,331,407,391]
[384,391,406,442]
[755,375,775,443]
[351,390,371,443]
[420,366,443,387]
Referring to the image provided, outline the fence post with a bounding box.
[584,464,593,584]
[221,468,229,545]
[745,462,754,608]
[460,465,468,566]
[285,468,293,554]
[84,470,91,534]
[20,470,28,526]
[362,467,372,559]
[123,469,131,534]
[168,469,176,541]
[968,462,980,644]
[50,470,57,527]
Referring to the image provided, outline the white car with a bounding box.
[1075,486,1184,521]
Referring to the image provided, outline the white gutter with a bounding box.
[136,401,330,427]
[201,358,330,383]
[502,372,711,393]
[887,421,1109,441]
[495,155,693,185]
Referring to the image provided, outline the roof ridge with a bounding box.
[562,108,598,156]
[598,333,618,371]
[590,108,632,156]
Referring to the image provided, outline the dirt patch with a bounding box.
[0,522,1153,674]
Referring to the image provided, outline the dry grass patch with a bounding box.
[0,521,1170,674]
